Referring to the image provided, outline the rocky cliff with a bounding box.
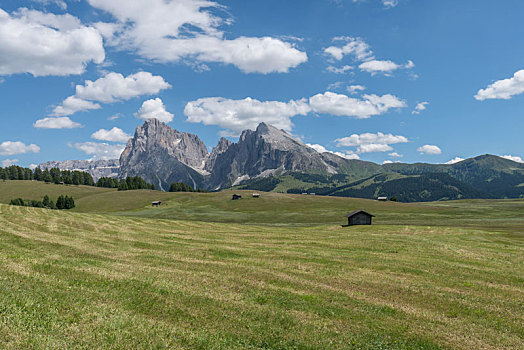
[119,118,209,191]
[206,123,340,189]
[38,159,120,182]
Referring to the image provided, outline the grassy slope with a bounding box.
[1,181,523,234]
[0,204,523,349]
[0,180,114,203]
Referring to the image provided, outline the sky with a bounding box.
[0,0,523,168]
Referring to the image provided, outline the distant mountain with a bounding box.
[39,120,524,201]
[119,118,209,191]
[39,159,119,182]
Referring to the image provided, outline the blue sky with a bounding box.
[1,0,523,168]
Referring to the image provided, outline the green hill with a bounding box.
[238,155,524,201]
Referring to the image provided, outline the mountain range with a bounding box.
[40,119,524,202]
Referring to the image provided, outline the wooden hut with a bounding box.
[252,193,260,198]
[232,194,242,200]
[345,210,375,226]
[152,201,162,207]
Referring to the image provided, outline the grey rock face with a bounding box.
[207,123,338,189]
[205,137,232,172]
[119,119,209,191]
[38,159,120,182]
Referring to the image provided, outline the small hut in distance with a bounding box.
[345,210,375,226]
[232,194,242,200]
[152,201,162,207]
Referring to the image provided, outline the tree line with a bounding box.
[9,195,75,210]
[0,165,94,185]
[1,165,155,191]
[169,182,208,192]
[97,176,155,191]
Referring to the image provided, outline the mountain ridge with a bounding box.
[38,120,524,201]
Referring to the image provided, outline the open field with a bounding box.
[0,204,523,349]
[0,180,523,348]
[1,182,523,234]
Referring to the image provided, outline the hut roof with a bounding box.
[344,210,375,218]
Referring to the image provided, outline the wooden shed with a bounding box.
[345,210,375,226]
[232,194,242,200]
[152,201,162,207]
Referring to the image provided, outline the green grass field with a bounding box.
[0,181,522,349]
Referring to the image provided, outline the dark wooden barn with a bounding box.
[232,194,242,200]
[345,210,375,226]
[152,201,162,207]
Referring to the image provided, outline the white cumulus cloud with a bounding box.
[73,142,125,160]
[324,37,374,61]
[326,65,353,74]
[306,143,360,160]
[359,59,414,75]
[0,8,104,77]
[136,98,174,123]
[412,101,429,115]
[382,0,399,8]
[185,96,311,134]
[388,152,403,158]
[51,72,170,116]
[91,127,131,143]
[0,141,40,156]
[417,145,442,155]
[347,85,366,94]
[445,157,465,164]
[33,117,83,129]
[1,159,19,167]
[88,0,307,74]
[335,132,408,154]
[475,70,524,101]
[310,92,406,118]
[502,155,523,163]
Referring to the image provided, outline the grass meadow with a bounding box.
[0,181,522,349]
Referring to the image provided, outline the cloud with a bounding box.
[91,127,131,143]
[475,70,524,101]
[108,113,123,121]
[359,59,414,75]
[336,132,409,147]
[0,141,40,156]
[417,145,442,155]
[382,0,399,8]
[306,143,360,160]
[185,90,406,135]
[51,96,102,117]
[326,65,353,74]
[388,152,403,158]
[324,37,374,61]
[335,132,408,154]
[185,96,311,134]
[88,0,307,74]
[310,92,406,118]
[73,142,125,160]
[51,72,170,116]
[502,154,523,163]
[347,85,366,94]
[1,159,19,167]
[33,117,83,129]
[412,101,429,115]
[136,98,174,123]
[445,157,465,164]
[0,8,104,77]
[325,37,413,76]
[30,0,67,10]
[382,160,393,164]
[29,163,38,170]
